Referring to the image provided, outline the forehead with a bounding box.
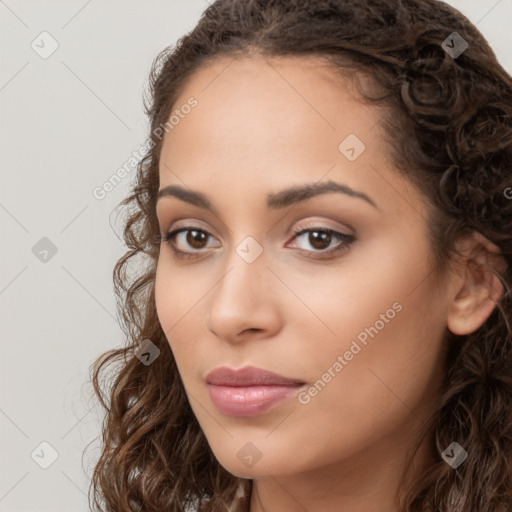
[161,56,390,170]
[156,54,425,224]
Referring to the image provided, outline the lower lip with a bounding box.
[208,384,304,417]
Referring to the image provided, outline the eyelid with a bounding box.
[288,217,355,237]
[164,218,218,236]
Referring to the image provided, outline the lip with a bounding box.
[206,366,306,417]
[206,365,305,387]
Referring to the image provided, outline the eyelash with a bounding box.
[158,226,355,260]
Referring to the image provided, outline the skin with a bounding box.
[154,55,505,512]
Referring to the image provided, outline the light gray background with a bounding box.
[1,1,511,510]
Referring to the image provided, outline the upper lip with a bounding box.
[206,365,305,387]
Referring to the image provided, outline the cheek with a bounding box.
[154,261,188,356]
[317,313,440,421]
[154,258,211,370]
[283,241,444,444]
[154,256,207,330]
[154,260,175,334]
[281,235,427,343]
[267,302,445,473]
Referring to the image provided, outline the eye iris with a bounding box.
[309,230,331,250]
[187,230,208,249]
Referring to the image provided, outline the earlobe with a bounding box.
[446,231,507,336]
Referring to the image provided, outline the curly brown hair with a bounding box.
[87,0,512,510]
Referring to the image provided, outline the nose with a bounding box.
[205,243,282,344]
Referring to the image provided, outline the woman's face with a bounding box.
[155,55,451,480]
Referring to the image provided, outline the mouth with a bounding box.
[205,365,306,417]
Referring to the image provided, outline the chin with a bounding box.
[212,450,293,479]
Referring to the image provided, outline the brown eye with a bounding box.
[186,230,209,249]
[307,230,332,250]
[290,227,355,259]
[160,227,220,259]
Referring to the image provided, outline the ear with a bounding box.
[446,231,507,336]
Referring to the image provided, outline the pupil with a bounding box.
[187,230,207,248]
[310,231,330,249]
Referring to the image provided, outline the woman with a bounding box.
[88,1,512,510]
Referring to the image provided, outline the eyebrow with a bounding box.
[156,180,379,213]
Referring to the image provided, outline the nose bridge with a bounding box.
[206,234,278,338]
[214,235,267,307]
